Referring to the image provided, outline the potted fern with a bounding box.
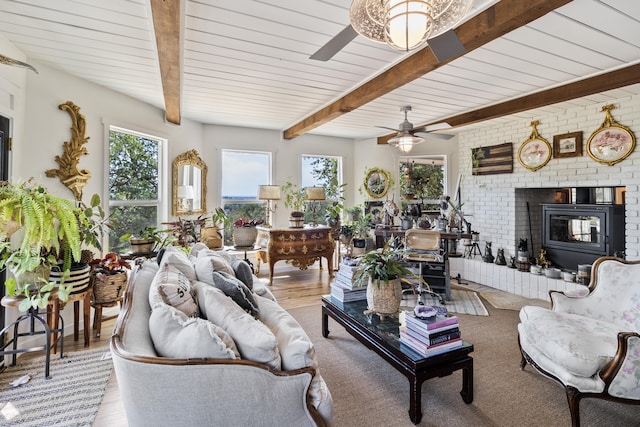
[0,180,83,311]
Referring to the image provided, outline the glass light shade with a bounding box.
[258,185,281,200]
[350,0,473,52]
[384,0,434,51]
[305,187,326,201]
[388,133,425,153]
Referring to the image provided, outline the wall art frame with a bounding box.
[552,131,583,158]
[586,105,636,166]
[517,121,551,172]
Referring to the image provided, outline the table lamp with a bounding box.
[177,185,195,212]
[258,185,281,227]
[305,187,326,227]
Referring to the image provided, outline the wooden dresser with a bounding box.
[256,225,334,284]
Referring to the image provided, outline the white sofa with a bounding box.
[518,256,640,427]
[111,247,332,427]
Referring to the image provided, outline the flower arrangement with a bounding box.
[233,216,264,227]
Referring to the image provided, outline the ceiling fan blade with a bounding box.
[310,25,357,61]
[428,29,466,62]
[376,126,399,132]
[421,133,455,140]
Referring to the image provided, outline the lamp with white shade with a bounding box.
[305,187,326,227]
[258,185,281,227]
[177,185,195,212]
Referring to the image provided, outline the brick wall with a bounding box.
[453,94,640,298]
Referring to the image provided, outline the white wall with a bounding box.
[352,135,460,211]
[202,124,355,228]
[456,93,640,261]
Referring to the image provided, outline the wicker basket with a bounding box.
[91,272,128,304]
[366,278,403,317]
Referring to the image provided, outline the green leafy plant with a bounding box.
[281,180,307,213]
[209,207,231,228]
[0,180,83,310]
[353,245,415,288]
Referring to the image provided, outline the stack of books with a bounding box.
[399,310,462,356]
[330,263,366,303]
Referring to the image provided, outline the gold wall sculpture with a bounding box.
[45,101,91,200]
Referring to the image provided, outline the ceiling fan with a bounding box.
[310,0,469,62]
[380,105,454,144]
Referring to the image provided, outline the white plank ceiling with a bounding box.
[0,0,638,139]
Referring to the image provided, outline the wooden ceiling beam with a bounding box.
[377,64,640,145]
[150,0,181,125]
[283,0,572,140]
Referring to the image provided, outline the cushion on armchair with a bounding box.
[519,305,620,377]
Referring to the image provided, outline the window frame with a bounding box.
[105,124,168,250]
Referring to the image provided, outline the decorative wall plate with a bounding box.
[586,105,636,166]
[517,121,551,172]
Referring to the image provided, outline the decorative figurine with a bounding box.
[483,242,495,263]
[507,256,517,269]
[537,248,551,269]
[495,248,506,265]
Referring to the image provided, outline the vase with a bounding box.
[366,277,403,318]
[289,211,304,228]
[233,226,258,247]
[201,226,223,249]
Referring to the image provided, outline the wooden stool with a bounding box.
[49,288,91,354]
[0,295,64,378]
[92,299,122,338]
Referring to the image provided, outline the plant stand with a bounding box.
[0,295,65,379]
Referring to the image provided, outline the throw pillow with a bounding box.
[255,294,331,415]
[256,294,316,371]
[157,283,199,317]
[231,256,253,290]
[149,302,239,359]
[159,246,197,282]
[150,264,198,317]
[195,281,281,369]
[210,271,259,316]
[194,251,235,279]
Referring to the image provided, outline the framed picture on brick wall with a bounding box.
[553,131,582,158]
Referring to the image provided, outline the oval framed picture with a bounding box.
[364,167,390,199]
[586,125,636,166]
[517,138,551,171]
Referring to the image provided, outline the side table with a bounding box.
[50,288,91,352]
[0,295,65,378]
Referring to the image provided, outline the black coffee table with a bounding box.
[321,296,474,424]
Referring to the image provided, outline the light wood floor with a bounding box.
[60,261,334,426]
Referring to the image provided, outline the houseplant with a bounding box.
[0,180,83,311]
[353,245,427,317]
[200,207,231,249]
[89,252,131,305]
[281,180,306,228]
[232,216,264,247]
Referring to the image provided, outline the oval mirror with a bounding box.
[173,149,207,216]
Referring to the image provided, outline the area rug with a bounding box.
[0,348,113,426]
[480,290,549,311]
[403,289,489,316]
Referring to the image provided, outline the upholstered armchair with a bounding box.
[518,256,640,427]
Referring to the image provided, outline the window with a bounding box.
[399,156,446,215]
[301,155,343,223]
[108,126,166,251]
[221,150,271,244]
